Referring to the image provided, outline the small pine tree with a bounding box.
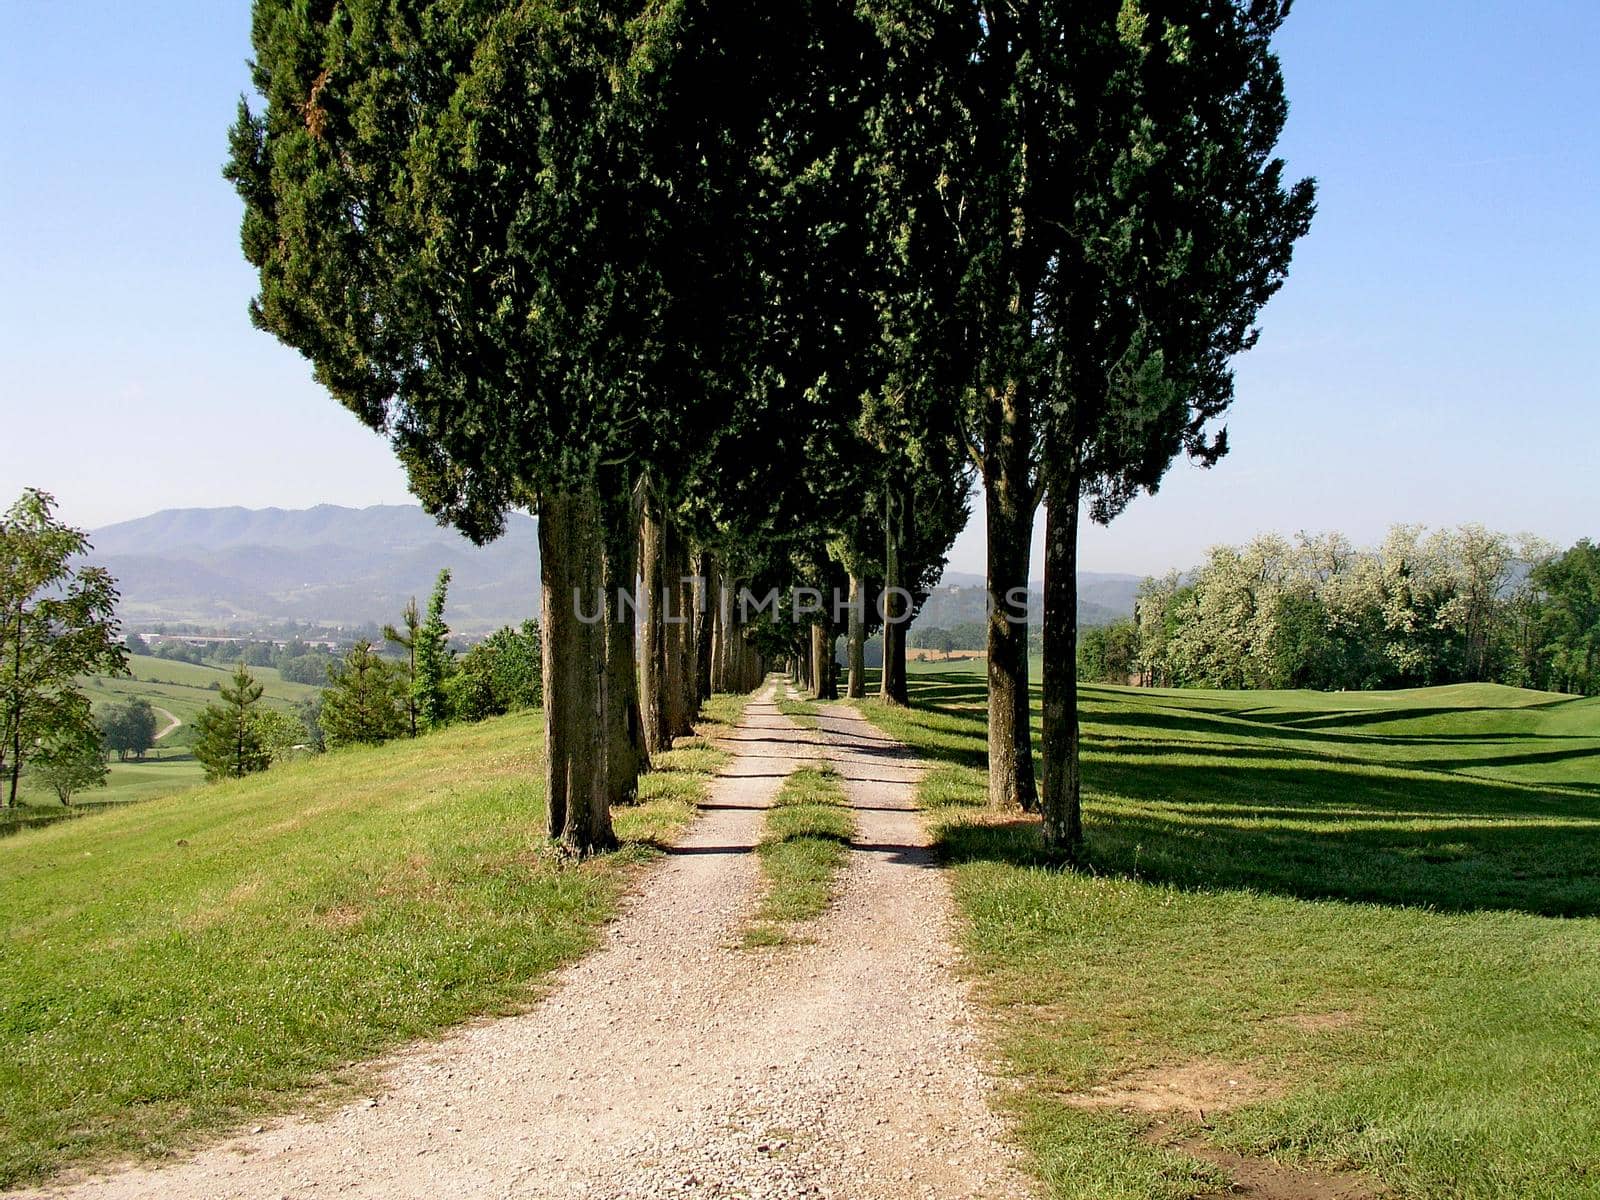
[321,640,406,748]
[192,663,271,780]
[383,596,421,738]
[412,569,453,730]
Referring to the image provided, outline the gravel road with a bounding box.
[13,682,1032,1200]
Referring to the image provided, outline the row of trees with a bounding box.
[229,0,1315,856]
[100,699,161,760]
[125,633,340,684]
[1078,528,1599,695]
[235,639,340,685]
[912,624,990,656]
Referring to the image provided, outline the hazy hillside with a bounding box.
[919,571,1142,628]
[91,505,540,633]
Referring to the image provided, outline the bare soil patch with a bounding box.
[1064,1058,1381,1197]
[1158,1134,1381,1200]
[1065,1059,1274,1117]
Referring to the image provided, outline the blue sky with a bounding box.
[2,2,1595,577]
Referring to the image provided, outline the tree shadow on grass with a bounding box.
[1409,745,1600,772]
[1081,759,1600,917]
[1230,704,1518,731]
[1088,704,1528,753]
[903,677,1600,918]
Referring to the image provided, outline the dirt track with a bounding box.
[151,706,181,741]
[13,683,1030,1200]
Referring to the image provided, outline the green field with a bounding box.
[78,653,321,743]
[0,695,745,1187]
[860,671,1600,1200]
[8,654,323,820]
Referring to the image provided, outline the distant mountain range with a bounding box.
[91,505,540,634]
[89,504,1146,634]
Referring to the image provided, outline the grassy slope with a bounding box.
[9,656,325,817]
[0,694,745,1187]
[81,653,322,733]
[744,764,855,947]
[861,671,1600,1200]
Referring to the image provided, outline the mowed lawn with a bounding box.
[863,667,1600,1200]
[0,696,743,1188]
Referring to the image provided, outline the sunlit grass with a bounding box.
[743,764,854,947]
[0,692,747,1188]
[859,671,1600,1200]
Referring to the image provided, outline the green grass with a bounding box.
[0,693,746,1188]
[84,757,206,806]
[8,655,321,821]
[744,763,855,947]
[857,669,1600,1200]
[776,684,821,728]
[80,654,322,741]
[4,757,208,836]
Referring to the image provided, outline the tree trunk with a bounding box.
[880,488,910,706]
[1039,484,1083,858]
[695,553,716,703]
[662,522,693,740]
[738,626,757,692]
[639,498,669,757]
[539,481,617,855]
[602,468,647,805]
[983,386,1039,811]
[8,608,22,807]
[711,576,729,693]
[673,536,698,733]
[811,623,838,700]
[846,570,866,699]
